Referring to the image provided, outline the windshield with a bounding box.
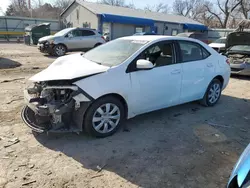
[54,28,73,36]
[229,45,250,52]
[83,39,148,67]
[214,38,226,44]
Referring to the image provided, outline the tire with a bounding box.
[84,96,125,138]
[94,43,102,48]
[200,78,222,107]
[53,44,66,56]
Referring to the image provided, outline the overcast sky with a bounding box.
[0,0,174,16]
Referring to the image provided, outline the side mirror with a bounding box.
[227,144,250,188]
[136,59,154,70]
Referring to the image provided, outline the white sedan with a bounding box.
[22,36,231,137]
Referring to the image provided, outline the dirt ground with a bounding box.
[0,43,249,188]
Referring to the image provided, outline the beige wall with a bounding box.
[61,3,98,29]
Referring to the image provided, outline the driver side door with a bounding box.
[64,29,83,50]
[128,41,182,115]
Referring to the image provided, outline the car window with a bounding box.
[81,30,95,36]
[179,41,205,62]
[138,42,175,67]
[66,29,81,37]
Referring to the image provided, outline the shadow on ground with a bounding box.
[34,94,250,188]
[0,58,21,69]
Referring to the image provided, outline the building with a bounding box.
[60,0,207,40]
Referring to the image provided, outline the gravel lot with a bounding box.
[0,43,249,188]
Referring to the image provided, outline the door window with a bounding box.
[66,29,82,37]
[178,41,210,62]
[81,30,95,36]
[139,42,175,67]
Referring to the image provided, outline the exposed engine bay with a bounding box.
[22,81,92,133]
[228,54,250,64]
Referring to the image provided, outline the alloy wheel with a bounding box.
[208,83,221,104]
[55,45,65,56]
[92,103,121,134]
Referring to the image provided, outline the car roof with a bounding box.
[121,35,202,43]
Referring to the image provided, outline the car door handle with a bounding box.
[207,63,213,67]
[171,69,181,74]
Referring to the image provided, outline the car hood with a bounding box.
[209,43,225,48]
[38,35,55,42]
[29,53,109,82]
[226,32,250,48]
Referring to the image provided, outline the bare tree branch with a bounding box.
[144,3,169,13]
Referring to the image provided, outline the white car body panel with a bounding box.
[209,43,225,49]
[30,35,231,119]
[30,53,109,82]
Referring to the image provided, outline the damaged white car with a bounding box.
[22,36,230,137]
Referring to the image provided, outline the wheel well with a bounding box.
[56,43,68,51]
[97,93,128,118]
[214,75,224,85]
[94,43,102,47]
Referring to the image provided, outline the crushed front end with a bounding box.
[21,81,91,133]
[228,54,250,75]
[37,41,54,54]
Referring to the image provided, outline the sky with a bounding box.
[0,0,174,16]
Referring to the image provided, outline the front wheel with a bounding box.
[53,44,66,56]
[200,79,222,106]
[84,96,125,137]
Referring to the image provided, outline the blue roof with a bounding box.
[99,14,155,26]
[183,23,208,31]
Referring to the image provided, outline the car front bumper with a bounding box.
[230,62,250,76]
[21,89,51,133]
[37,42,54,54]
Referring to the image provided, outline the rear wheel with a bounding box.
[84,96,125,137]
[53,44,66,56]
[200,79,222,106]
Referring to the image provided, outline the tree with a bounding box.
[204,0,241,28]
[5,0,30,17]
[98,0,126,7]
[144,3,169,13]
[52,0,72,11]
[5,4,16,16]
[238,0,250,19]
[172,0,193,17]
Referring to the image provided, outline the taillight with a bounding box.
[102,36,105,40]
[226,59,230,65]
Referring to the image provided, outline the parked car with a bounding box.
[227,143,250,188]
[133,32,157,36]
[224,32,250,76]
[177,32,209,44]
[103,32,110,41]
[37,27,106,56]
[22,36,230,137]
[209,37,226,53]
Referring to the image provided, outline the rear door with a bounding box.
[80,30,97,49]
[177,40,214,104]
